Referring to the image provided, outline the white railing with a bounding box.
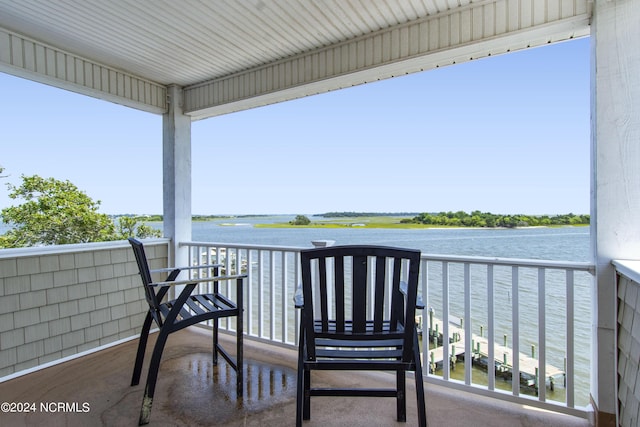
[181,241,594,418]
[419,254,593,418]
[183,241,302,347]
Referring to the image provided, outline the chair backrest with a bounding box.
[300,245,421,362]
[129,238,166,326]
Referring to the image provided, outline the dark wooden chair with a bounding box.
[128,238,245,425]
[294,245,426,426]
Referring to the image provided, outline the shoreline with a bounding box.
[254,222,588,230]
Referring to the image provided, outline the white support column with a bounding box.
[163,84,192,269]
[591,1,640,424]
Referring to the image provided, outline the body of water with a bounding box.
[189,215,590,261]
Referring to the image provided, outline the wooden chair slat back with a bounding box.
[300,245,421,361]
[129,238,163,324]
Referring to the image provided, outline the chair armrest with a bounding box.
[400,281,425,310]
[151,268,179,274]
[149,274,247,287]
[150,263,222,274]
[294,285,304,308]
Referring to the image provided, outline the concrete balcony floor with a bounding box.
[0,327,591,427]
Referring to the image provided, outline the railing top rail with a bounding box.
[421,252,595,273]
[180,241,307,252]
[0,238,171,259]
[613,259,640,283]
[180,241,594,273]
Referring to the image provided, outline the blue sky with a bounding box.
[1,37,590,216]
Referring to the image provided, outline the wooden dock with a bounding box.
[420,316,565,384]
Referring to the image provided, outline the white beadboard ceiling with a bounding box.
[0,0,591,119]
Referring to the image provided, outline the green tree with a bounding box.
[0,174,159,247]
[0,175,116,247]
[116,216,161,239]
[290,215,311,225]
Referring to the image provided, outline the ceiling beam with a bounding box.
[0,27,167,114]
[184,0,591,120]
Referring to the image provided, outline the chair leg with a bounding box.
[131,312,153,386]
[138,328,170,425]
[236,311,243,398]
[296,321,306,427]
[295,369,303,427]
[303,369,311,420]
[212,318,219,365]
[414,332,427,427]
[397,370,407,422]
[414,367,427,427]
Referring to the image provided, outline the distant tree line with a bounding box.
[320,212,420,218]
[401,211,590,228]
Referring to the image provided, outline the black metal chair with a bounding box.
[294,245,426,426]
[128,238,245,425]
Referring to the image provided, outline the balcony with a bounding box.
[0,239,606,425]
[0,326,592,427]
